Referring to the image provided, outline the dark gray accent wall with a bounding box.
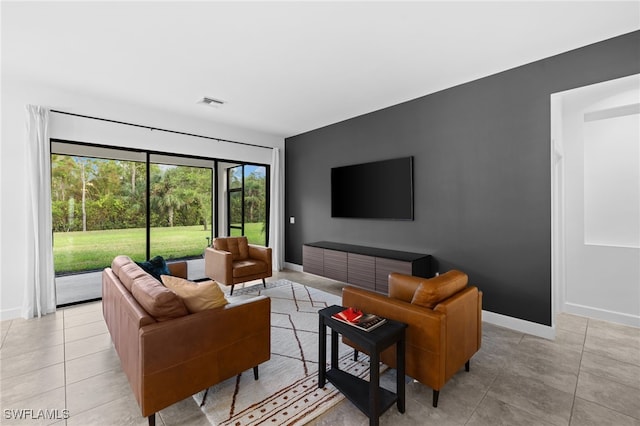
[285,31,640,326]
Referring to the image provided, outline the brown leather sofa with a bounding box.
[342,270,482,407]
[102,255,271,426]
[204,236,272,295]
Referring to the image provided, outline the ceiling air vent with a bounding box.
[198,96,226,108]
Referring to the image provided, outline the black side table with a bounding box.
[318,305,407,426]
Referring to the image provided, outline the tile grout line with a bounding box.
[567,318,589,426]
[483,330,573,425]
[576,319,640,422]
[462,371,501,425]
[462,329,520,425]
[510,331,557,426]
[62,309,68,426]
[0,319,13,350]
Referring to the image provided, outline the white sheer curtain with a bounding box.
[22,105,56,318]
[269,147,284,271]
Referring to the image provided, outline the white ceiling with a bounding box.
[2,1,639,138]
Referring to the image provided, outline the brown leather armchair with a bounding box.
[342,270,482,407]
[204,236,272,295]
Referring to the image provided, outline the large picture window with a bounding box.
[51,143,148,275]
[51,141,217,305]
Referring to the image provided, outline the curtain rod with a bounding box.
[50,109,275,150]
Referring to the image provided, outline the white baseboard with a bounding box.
[564,302,640,328]
[281,263,560,338]
[280,263,639,331]
[284,262,303,272]
[0,307,22,321]
[482,310,556,340]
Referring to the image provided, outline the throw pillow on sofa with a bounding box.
[161,275,229,313]
[136,255,170,281]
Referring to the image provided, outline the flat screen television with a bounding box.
[331,156,414,220]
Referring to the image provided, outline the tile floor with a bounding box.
[1,270,639,426]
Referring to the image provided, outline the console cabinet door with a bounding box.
[324,250,348,282]
[303,245,324,276]
[347,253,375,291]
[375,258,412,294]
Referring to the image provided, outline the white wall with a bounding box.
[583,103,639,248]
[559,75,640,327]
[0,76,284,320]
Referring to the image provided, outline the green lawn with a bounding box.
[54,223,266,274]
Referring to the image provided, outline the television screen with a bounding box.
[331,156,414,220]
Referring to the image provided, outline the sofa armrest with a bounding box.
[204,247,233,284]
[167,261,187,279]
[434,287,482,374]
[248,245,272,269]
[342,286,445,352]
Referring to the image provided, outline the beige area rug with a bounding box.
[194,279,383,426]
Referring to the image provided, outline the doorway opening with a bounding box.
[550,74,640,328]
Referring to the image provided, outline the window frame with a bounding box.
[226,163,271,246]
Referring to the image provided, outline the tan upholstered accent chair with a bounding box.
[204,236,272,295]
[342,270,482,407]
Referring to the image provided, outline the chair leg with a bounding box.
[432,390,439,407]
[148,413,156,426]
[262,278,266,288]
[353,349,359,361]
[230,285,235,295]
[465,360,470,372]
[254,366,259,380]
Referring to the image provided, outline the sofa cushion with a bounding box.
[136,256,171,281]
[161,275,229,313]
[111,255,133,276]
[118,261,148,292]
[411,270,468,309]
[214,237,249,261]
[131,275,188,321]
[232,259,267,278]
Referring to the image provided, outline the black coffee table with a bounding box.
[318,305,407,426]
